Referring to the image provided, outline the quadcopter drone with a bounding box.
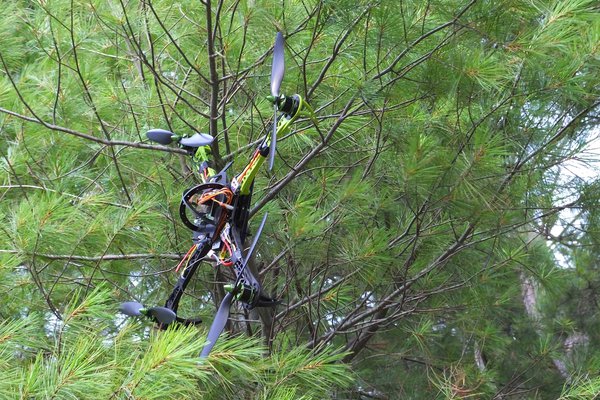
[119,33,316,357]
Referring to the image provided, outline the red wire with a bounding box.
[223,239,233,257]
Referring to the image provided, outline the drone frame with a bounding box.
[120,32,318,357]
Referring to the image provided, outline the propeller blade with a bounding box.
[147,129,175,145]
[270,32,285,97]
[200,292,233,358]
[268,32,285,171]
[179,133,214,148]
[268,106,277,171]
[147,306,177,325]
[245,213,268,262]
[119,301,144,317]
[198,216,268,357]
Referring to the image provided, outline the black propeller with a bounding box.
[269,32,285,171]
[119,301,177,325]
[147,129,178,145]
[270,32,285,101]
[119,301,144,316]
[200,292,233,358]
[200,213,269,358]
[147,307,177,324]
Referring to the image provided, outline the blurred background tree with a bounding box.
[0,0,598,398]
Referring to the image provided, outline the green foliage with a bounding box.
[0,288,353,399]
[264,343,352,399]
[0,0,599,398]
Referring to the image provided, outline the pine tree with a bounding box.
[0,0,598,398]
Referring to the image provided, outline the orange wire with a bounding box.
[236,150,261,183]
[175,245,196,273]
[196,188,233,207]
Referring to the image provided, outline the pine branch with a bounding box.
[0,106,187,155]
[0,250,181,261]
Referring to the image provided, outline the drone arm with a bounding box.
[192,145,217,183]
[164,239,212,313]
[232,95,315,196]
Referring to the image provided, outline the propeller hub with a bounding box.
[267,95,284,106]
[224,284,235,293]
